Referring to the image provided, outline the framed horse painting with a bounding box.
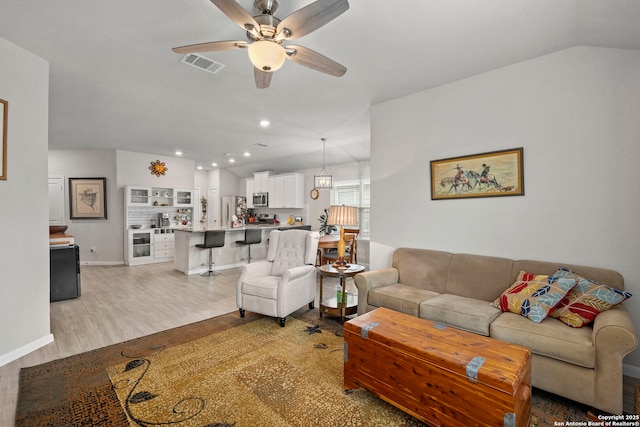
[430,147,524,200]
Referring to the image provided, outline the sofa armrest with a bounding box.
[593,304,637,350]
[354,268,399,316]
[592,304,638,414]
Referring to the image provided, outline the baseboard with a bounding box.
[0,333,54,367]
[81,260,125,266]
[624,363,640,379]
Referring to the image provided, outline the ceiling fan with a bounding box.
[172,0,349,89]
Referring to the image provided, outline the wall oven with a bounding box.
[253,192,268,207]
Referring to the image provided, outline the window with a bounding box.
[332,179,370,238]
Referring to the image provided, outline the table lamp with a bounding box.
[327,205,358,268]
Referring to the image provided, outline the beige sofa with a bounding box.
[353,248,637,414]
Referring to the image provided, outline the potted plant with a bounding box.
[318,208,337,235]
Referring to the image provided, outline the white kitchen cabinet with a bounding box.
[268,173,304,208]
[284,173,304,208]
[49,176,65,225]
[269,175,286,208]
[174,188,194,207]
[125,229,177,265]
[151,188,174,207]
[246,179,254,208]
[126,230,153,265]
[153,231,175,260]
[253,172,270,193]
[126,186,152,206]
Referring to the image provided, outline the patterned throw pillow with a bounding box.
[548,267,632,328]
[492,271,577,323]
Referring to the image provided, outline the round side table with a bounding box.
[318,263,365,322]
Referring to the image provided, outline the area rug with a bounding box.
[17,310,595,426]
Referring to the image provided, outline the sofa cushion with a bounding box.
[392,248,453,293]
[490,312,595,369]
[446,253,514,301]
[492,271,577,323]
[368,284,440,317]
[419,294,502,336]
[548,267,632,328]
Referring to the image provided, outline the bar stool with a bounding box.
[235,228,262,263]
[195,230,225,275]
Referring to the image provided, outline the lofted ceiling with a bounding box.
[1,0,640,178]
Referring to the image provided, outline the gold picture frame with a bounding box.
[0,98,7,180]
[69,178,108,219]
[430,147,524,200]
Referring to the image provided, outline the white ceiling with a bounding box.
[2,0,640,177]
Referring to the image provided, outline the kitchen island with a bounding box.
[174,225,310,275]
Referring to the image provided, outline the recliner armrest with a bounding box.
[281,265,315,283]
[239,260,273,281]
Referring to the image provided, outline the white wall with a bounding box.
[370,46,640,369]
[48,149,120,263]
[0,38,51,365]
[115,150,195,188]
[295,161,370,232]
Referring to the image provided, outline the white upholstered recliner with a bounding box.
[237,229,320,327]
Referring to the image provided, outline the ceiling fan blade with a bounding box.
[276,0,349,40]
[254,67,272,89]
[172,40,248,54]
[210,0,261,36]
[285,45,346,77]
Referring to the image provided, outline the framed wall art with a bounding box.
[1,98,7,180]
[69,178,108,219]
[430,147,524,200]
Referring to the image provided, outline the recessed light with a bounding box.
[244,152,251,157]
[260,120,270,127]
[175,151,183,156]
[229,158,236,163]
[211,162,218,167]
[197,166,203,170]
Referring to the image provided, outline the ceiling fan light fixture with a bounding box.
[248,40,285,72]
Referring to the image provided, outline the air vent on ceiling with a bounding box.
[180,53,225,74]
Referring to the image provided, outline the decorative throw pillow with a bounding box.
[548,267,632,328]
[492,271,577,323]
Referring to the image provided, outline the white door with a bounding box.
[208,187,219,229]
[49,176,65,225]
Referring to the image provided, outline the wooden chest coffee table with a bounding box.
[344,308,531,427]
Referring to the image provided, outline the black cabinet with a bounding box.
[50,245,81,302]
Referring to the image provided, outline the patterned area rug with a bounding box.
[17,309,594,426]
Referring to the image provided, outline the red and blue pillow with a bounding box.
[492,271,577,323]
[547,267,632,328]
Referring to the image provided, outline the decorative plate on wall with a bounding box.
[149,160,168,177]
[310,188,319,200]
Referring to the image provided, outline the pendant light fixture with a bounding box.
[314,138,333,190]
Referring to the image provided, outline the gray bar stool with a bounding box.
[235,228,262,263]
[195,230,226,275]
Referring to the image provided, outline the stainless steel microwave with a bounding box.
[253,192,268,207]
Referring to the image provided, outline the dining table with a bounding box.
[317,234,354,266]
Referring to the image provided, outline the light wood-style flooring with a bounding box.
[0,262,637,426]
[0,262,358,426]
